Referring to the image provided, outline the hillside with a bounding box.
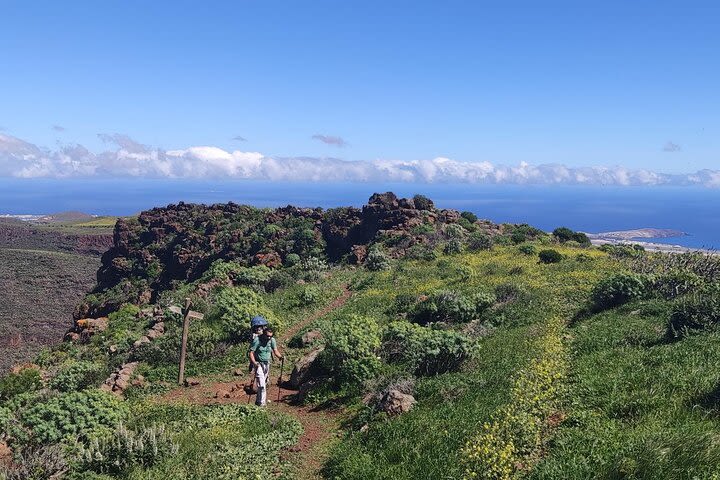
[0,249,100,373]
[2,193,720,479]
[0,218,111,373]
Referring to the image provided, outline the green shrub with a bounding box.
[0,368,42,401]
[591,273,648,311]
[299,256,328,281]
[320,314,381,386]
[538,249,563,264]
[384,322,476,375]
[552,226,590,245]
[457,217,478,232]
[518,244,536,256]
[210,287,278,341]
[391,293,418,315]
[77,423,178,474]
[444,238,463,255]
[365,246,391,271]
[284,253,301,267]
[650,271,704,299]
[411,223,435,236]
[21,390,129,444]
[297,285,321,306]
[445,223,466,239]
[467,232,492,251]
[404,244,438,261]
[668,290,720,336]
[460,211,478,223]
[411,290,495,325]
[49,361,105,392]
[266,269,294,292]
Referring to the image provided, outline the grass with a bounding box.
[6,236,720,479]
[532,301,720,479]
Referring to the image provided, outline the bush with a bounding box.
[391,293,418,315]
[552,227,590,245]
[284,253,301,267]
[365,246,391,271]
[538,249,563,264]
[460,211,478,223]
[444,238,463,255]
[411,290,495,325]
[1,444,68,480]
[650,271,704,299]
[320,315,381,386]
[299,256,328,281]
[266,269,295,292]
[510,232,527,244]
[384,322,475,376]
[297,285,321,306]
[518,244,536,255]
[0,368,42,401]
[404,244,438,261]
[77,423,178,474]
[210,287,278,341]
[467,232,492,251]
[49,361,105,392]
[591,273,648,311]
[445,223,466,239]
[495,282,528,303]
[668,290,720,336]
[21,390,129,444]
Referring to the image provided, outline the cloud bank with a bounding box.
[1,133,719,187]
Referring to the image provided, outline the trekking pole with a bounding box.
[277,357,285,402]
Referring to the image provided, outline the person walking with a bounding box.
[248,326,283,407]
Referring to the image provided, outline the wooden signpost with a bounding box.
[169,298,205,386]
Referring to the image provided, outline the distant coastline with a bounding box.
[587,228,714,254]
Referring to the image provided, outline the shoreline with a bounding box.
[590,238,716,255]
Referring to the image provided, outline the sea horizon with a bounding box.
[1,179,718,250]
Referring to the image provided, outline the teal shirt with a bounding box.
[249,336,276,363]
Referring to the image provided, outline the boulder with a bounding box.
[378,389,416,416]
[351,245,367,264]
[300,329,323,347]
[215,389,231,399]
[289,347,324,389]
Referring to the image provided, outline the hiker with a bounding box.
[248,326,283,407]
[248,316,268,373]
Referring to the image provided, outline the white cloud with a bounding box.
[1,132,719,187]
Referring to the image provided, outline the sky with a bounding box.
[1,1,719,185]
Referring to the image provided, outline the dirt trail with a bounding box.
[162,285,352,479]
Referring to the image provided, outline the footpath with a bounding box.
[163,286,352,479]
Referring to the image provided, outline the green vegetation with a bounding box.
[3,195,720,479]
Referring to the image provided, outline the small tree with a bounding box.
[538,249,563,264]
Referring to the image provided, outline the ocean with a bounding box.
[1,179,718,250]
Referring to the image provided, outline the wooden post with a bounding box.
[178,297,192,386]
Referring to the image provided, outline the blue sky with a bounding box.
[1,0,719,182]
